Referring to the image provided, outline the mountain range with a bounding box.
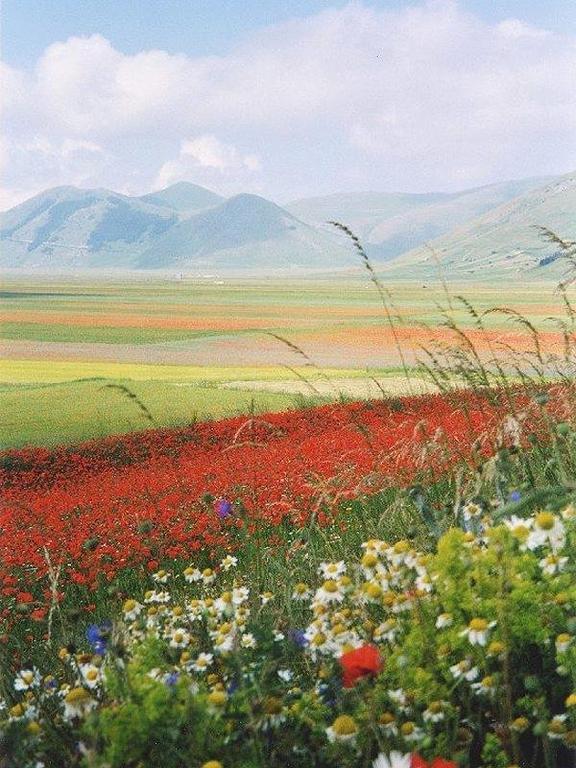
[0,173,574,276]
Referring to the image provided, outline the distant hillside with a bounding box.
[0,185,179,268]
[385,172,576,278]
[289,177,552,262]
[139,182,224,213]
[0,184,348,270]
[287,191,446,240]
[0,174,571,274]
[138,193,350,269]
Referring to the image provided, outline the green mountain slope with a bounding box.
[384,172,576,278]
[138,193,350,269]
[138,182,225,213]
[288,178,552,262]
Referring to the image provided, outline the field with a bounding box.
[0,274,568,449]
[2,273,576,768]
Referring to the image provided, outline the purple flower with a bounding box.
[509,491,522,503]
[86,621,112,655]
[289,629,308,648]
[215,498,233,519]
[165,671,179,687]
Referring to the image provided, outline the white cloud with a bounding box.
[1,1,575,209]
[154,135,260,191]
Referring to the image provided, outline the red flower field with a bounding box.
[0,387,565,595]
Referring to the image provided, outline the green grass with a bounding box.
[0,322,229,344]
[0,379,329,449]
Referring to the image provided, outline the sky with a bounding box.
[2,0,575,209]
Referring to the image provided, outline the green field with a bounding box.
[1,274,570,449]
[0,379,327,448]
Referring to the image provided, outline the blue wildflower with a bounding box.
[165,671,179,687]
[86,621,112,655]
[289,629,308,648]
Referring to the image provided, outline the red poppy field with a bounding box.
[0,386,566,598]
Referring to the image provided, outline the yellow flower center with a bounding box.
[203,568,213,577]
[294,582,309,594]
[511,525,529,541]
[332,715,358,736]
[322,580,339,593]
[428,701,443,713]
[123,599,137,612]
[557,633,571,644]
[364,582,382,599]
[201,762,223,768]
[207,690,227,707]
[401,721,415,736]
[535,512,555,530]
[549,718,567,734]
[512,717,529,731]
[21,671,34,684]
[65,687,91,704]
[469,618,488,632]
[362,553,378,568]
[311,632,326,646]
[566,694,576,708]
[379,712,396,725]
[85,670,98,681]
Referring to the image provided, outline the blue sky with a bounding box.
[2,1,575,208]
[4,0,575,68]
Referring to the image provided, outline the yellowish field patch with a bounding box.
[0,359,381,385]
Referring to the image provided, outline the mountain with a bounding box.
[287,191,446,240]
[0,186,348,270]
[137,193,350,269]
[139,182,224,213]
[288,177,552,262]
[0,174,571,273]
[0,186,178,268]
[384,172,576,278]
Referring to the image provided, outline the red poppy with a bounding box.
[339,644,383,687]
[412,755,456,768]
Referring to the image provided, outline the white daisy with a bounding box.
[373,753,412,768]
[527,512,565,552]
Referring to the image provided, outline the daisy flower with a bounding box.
[450,659,479,682]
[292,582,312,601]
[527,512,565,552]
[192,653,214,673]
[13,668,40,692]
[79,663,102,689]
[539,554,568,576]
[313,579,345,605]
[319,561,346,579]
[183,566,202,583]
[471,675,497,696]
[240,633,257,649]
[326,714,358,743]
[373,753,411,768]
[461,618,496,646]
[556,633,571,653]
[435,613,453,629]
[62,687,97,721]
[169,628,191,649]
[220,555,238,571]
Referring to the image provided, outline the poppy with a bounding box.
[339,644,383,687]
[412,755,456,768]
